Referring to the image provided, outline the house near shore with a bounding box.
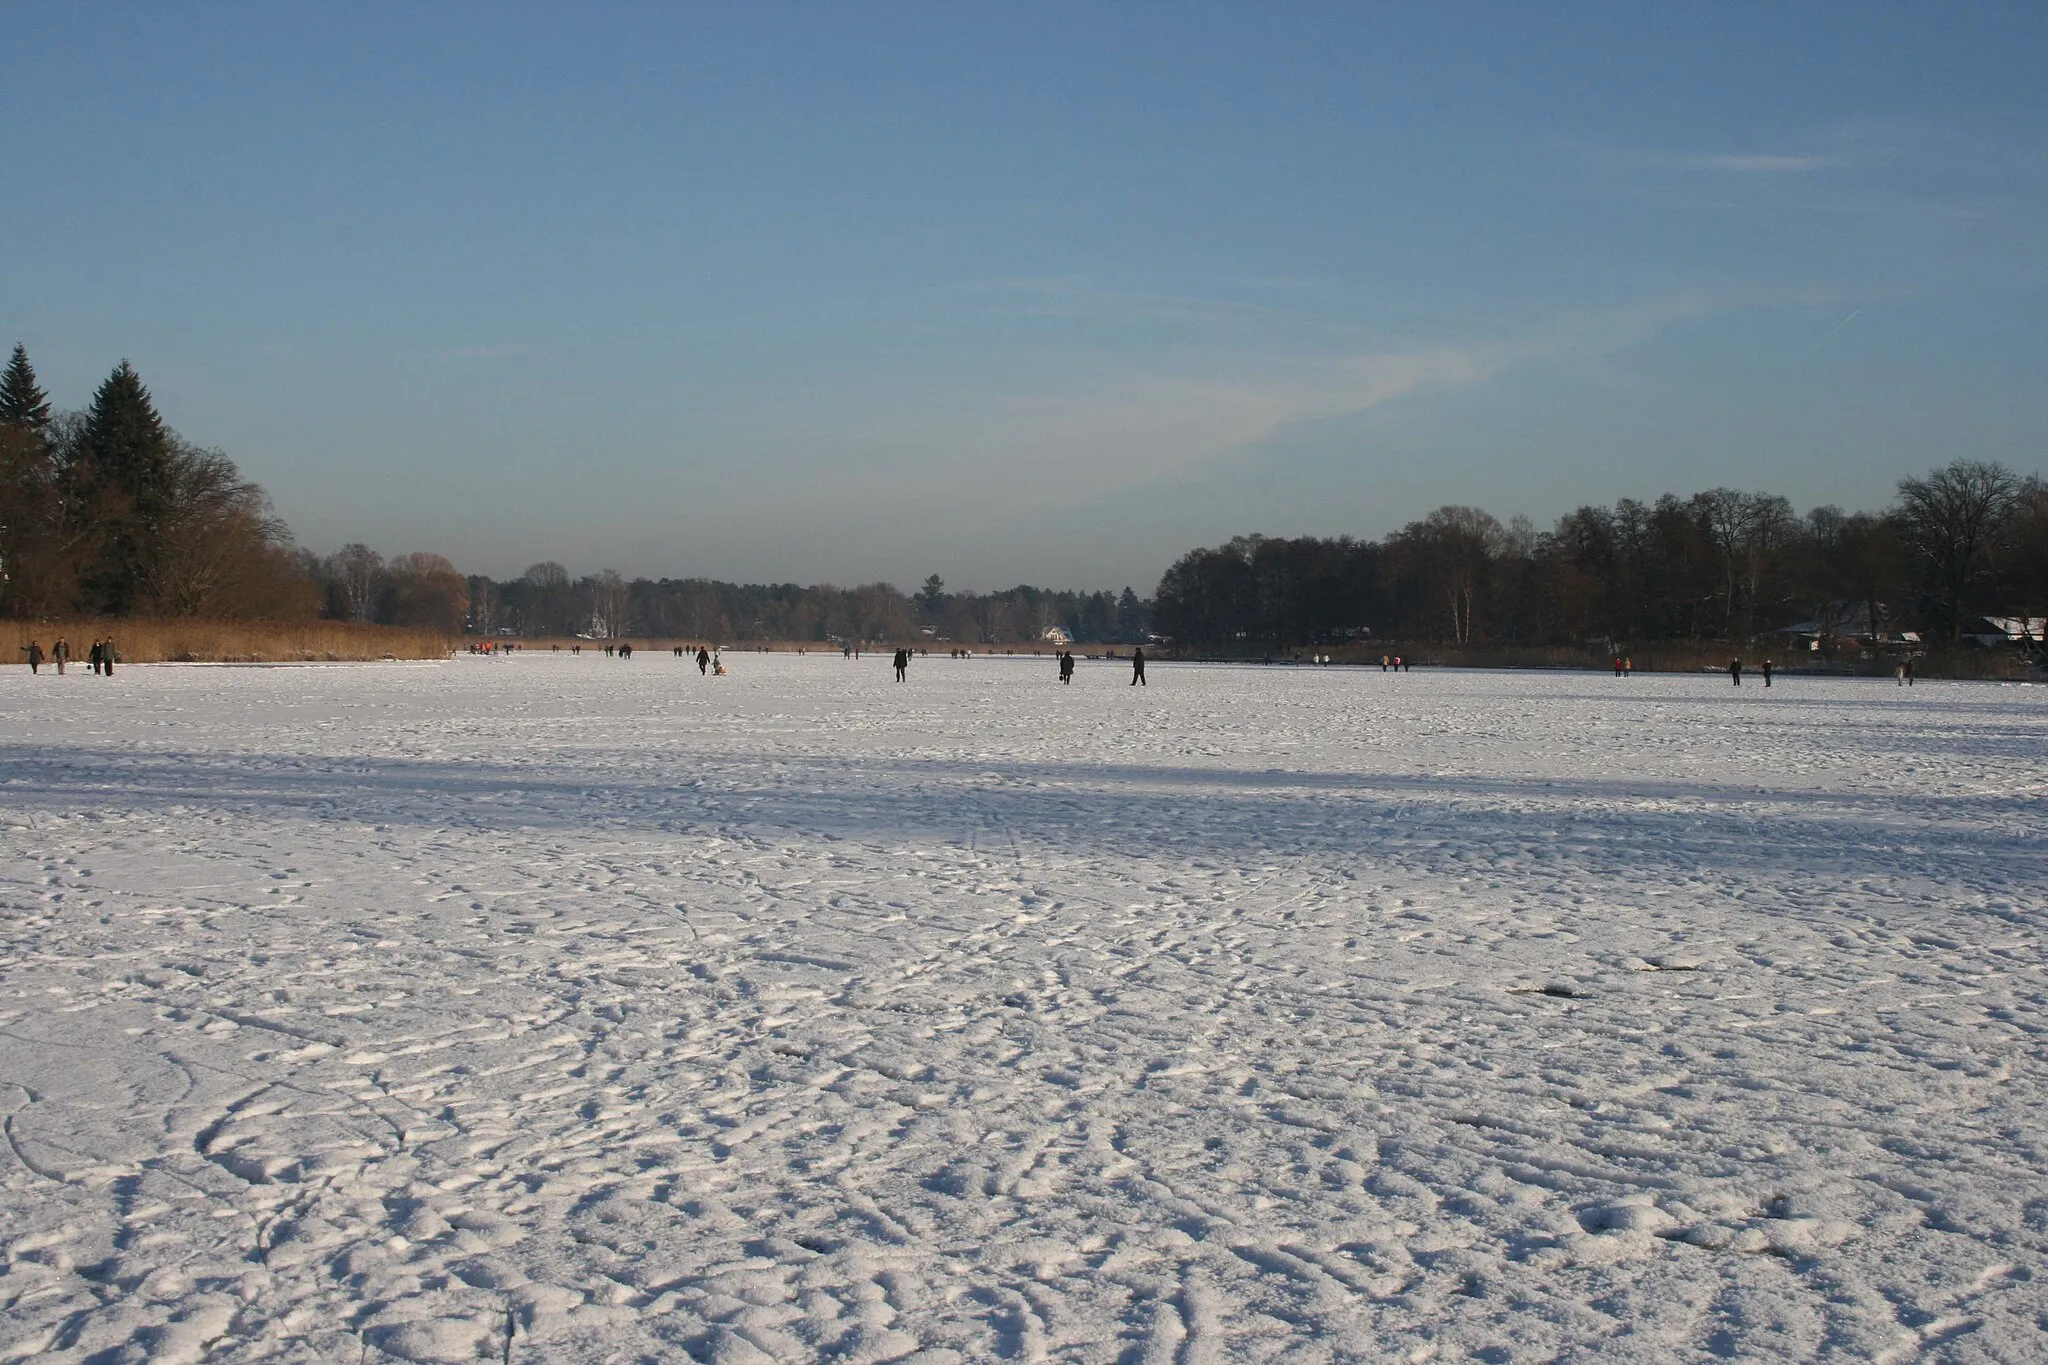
[1783,604,2044,652]
[1779,600,1913,651]
[1962,616,2046,648]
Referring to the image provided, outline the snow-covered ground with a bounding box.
[2,655,2044,1363]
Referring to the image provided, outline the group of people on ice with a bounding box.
[466,639,727,673]
[19,637,117,675]
[1728,657,1775,687]
[892,644,1147,684]
[1048,646,1144,685]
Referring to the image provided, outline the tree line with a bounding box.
[464,566,1152,646]
[1154,465,2048,655]
[8,340,2039,655]
[0,343,1148,642]
[0,346,315,618]
[0,344,482,631]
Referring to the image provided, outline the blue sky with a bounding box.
[5,3,2045,589]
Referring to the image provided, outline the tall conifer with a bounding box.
[0,344,51,429]
[87,361,171,505]
[80,360,175,612]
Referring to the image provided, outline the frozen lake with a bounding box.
[2,655,2044,1362]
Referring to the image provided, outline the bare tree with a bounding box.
[519,561,574,635]
[523,561,569,591]
[146,441,299,617]
[1692,489,1796,640]
[1895,460,2022,642]
[1394,506,1505,644]
[383,553,469,633]
[467,575,498,635]
[2009,478,2048,632]
[328,543,383,621]
[587,569,630,638]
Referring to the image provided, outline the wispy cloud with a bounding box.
[409,343,537,361]
[1569,139,1842,176]
[709,287,1798,532]
[941,276,1373,341]
[1681,152,1836,174]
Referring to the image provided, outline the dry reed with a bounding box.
[5,618,452,664]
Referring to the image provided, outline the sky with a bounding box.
[4,3,2046,591]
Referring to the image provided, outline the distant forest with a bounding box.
[1155,470,2048,654]
[3,343,2042,654]
[0,345,1148,646]
[463,569,1152,647]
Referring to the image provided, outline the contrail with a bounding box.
[1825,309,1860,338]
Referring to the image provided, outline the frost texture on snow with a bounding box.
[1,656,2044,1362]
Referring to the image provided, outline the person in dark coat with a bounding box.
[1729,657,1742,686]
[103,639,115,675]
[893,648,909,681]
[1059,651,1074,684]
[24,641,43,673]
[1130,646,1146,686]
[697,647,711,675]
[1762,658,1773,687]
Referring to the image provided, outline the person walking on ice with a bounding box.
[23,640,43,674]
[1762,658,1774,688]
[1729,657,1742,686]
[893,648,909,682]
[1130,645,1146,686]
[697,647,711,676]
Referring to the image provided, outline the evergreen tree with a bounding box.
[87,361,172,508]
[0,344,52,430]
[77,360,175,612]
[1117,586,1145,642]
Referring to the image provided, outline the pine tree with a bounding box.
[0,346,66,613]
[78,360,176,613]
[87,361,171,504]
[0,344,52,429]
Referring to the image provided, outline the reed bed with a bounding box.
[5,618,451,664]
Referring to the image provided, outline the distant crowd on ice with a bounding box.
[456,638,1159,686]
[19,636,1921,687]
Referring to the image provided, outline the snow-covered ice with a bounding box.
[2,655,2044,1362]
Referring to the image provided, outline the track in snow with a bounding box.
[2,655,2044,1361]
